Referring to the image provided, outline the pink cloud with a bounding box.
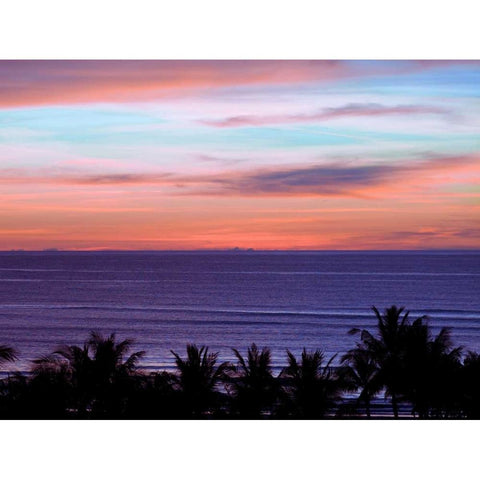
[201,103,451,128]
[1,60,477,108]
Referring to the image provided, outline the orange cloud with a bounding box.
[1,153,478,199]
[0,60,342,108]
[1,153,478,250]
[1,60,477,108]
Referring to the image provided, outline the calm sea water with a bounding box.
[0,251,479,371]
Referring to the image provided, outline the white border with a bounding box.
[0,420,477,480]
[1,0,479,59]
[0,1,478,478]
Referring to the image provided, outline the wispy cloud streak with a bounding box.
[1,154,477,198]
[201,103,452,128]
[193,154,479,197]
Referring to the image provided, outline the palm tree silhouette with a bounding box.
[30,353,73,418]
[280,348,341,419]
[171,344,230,418]
[32,331,145,418]
[86,331,145,417]
[461,351,480,419]
[0,345,17,366]
[403,323,462,418]
[340,346,380,418]
[87,332,144,381]
[52,343,93,415]
[349,305,423,418]
[230,343,277,418]
[0,317,476,419]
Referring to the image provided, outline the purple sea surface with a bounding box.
[0,250,479,371]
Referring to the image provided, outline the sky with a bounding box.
[0,60,479,250]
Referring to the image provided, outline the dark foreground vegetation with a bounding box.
[0,305,479,419]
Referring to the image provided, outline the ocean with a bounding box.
[0,251,479,372]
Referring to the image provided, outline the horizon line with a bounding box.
[3,248,480,253]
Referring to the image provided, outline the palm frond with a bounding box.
[0,345,17,364]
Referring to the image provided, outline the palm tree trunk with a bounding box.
[392,392,399,418]
[366,398,371,418]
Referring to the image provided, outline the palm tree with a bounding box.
[429,328,462,417]
[280,348,341,419]
[460,351,480,419]
[340,346,380,418]
[52,343,93,415]
[386,314,463,419]
[0,345,20,417]
[230,343,277,418]
[171,344,230,418]
[87,332,145,382]
[86,331,145,417]
[0,345,17,366]
[32,331,145,418]
[0,372,29,419]
[30,353,73,418]
[350,305,424,418]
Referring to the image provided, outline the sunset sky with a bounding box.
[1,60,479,250]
